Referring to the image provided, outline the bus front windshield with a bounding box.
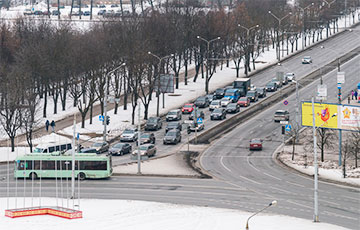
[33,148,44,153]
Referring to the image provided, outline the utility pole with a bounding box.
[311,97,319,222]
[268,11,292,61]
[148,52,174,117]
[71,114,76,200]
[103,64,125,142]
[197,36,221,94]
[137,98,141,174]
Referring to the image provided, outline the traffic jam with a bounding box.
[93,74,293,164]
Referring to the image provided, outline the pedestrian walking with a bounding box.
[351,90,355,100]
[50,120,55,133]
[45,120,49,132]
[348,96,351,104]
[355,90,358,101]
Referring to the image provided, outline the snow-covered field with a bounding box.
[0,198,348,230]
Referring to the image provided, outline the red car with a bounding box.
[250,139,263,150]
[182,104,195,114]
[237,97,250,107]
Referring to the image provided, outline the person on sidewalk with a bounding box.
[348,96,351,104]
[45,120,49,132]
[355,90,358,101]
[351,90,354,100]
[50,120,55,133]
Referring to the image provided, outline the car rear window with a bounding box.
[275,111,286,115]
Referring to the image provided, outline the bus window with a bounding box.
[48,147,55,153]
[80,161,107,170]
[60,144,67,151]
[67,144,72,150]
[55,145,60,151]
[17,161,26,170]
[42,161,55,170]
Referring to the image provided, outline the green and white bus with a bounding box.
[14,152,112,180]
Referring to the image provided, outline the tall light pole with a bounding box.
[268,11,292,61]
[197,36,221,94]
[320,45,343,166]
[245,200,277,230]
[297,2,314,50]
[311,97,337,222]
[277,63,299,129]
[148,52,174,117]
[238,24,259,76]
[103,63,126,142]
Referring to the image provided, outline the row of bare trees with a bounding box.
[0,0,358,152]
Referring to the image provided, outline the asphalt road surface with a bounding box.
[200,55,360,229]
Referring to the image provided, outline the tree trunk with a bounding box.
[89,103,93,124]
[11,136,15,152]
[43,86,47,118]
[81,113,86,128]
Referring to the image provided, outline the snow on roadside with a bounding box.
[0,198,348,230]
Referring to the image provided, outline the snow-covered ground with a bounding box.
[0,198,348,230]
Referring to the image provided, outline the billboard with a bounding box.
[154,74,174,93]
[302,102,360,131]
[302,102,338,129]
[339,105,360,130]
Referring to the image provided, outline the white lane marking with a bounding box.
[263,172,282,181]
[270,186,292,194]
[286,200,313,209]
[323,211,358,221]
[286,181,305,188]
[319,199,340,206]
[246,157,260,172]
[341,195,360,202]
[238,174,262,185]
[220,156,232,172]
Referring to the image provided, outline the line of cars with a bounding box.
[87,72,295,158]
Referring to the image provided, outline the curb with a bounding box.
[272,131,360,189]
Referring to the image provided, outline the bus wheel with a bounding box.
[78,173,86,180]
[29,172,38,180]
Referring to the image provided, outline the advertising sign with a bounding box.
[301,102,338,129]
[154,74,174,93]
[337,72,345,84]
[339,105,360,130]
[302,102,360,131]
[317,84,327,97]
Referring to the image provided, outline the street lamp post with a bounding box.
[268,11,292,61]
[148,52,174,117]
[311,97,337,222]
[103,63,126,142]
[297,3,314,50]
[197,36,221,94]
[319,45,344,166]
[238,24,259,76]
[245,200,277,230]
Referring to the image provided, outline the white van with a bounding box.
[33,141,72,153]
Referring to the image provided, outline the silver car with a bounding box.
[166,109,182,121]
[120,128,138,142]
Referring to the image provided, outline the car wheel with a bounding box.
[179,137,181,142]
[163,141,166,145]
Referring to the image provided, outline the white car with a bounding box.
[120,128,138,142]
[302,56,312,64]
[250,84,256,91]
[209,100,221,111]
[285,73,295,82]
[220,97,232,107]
